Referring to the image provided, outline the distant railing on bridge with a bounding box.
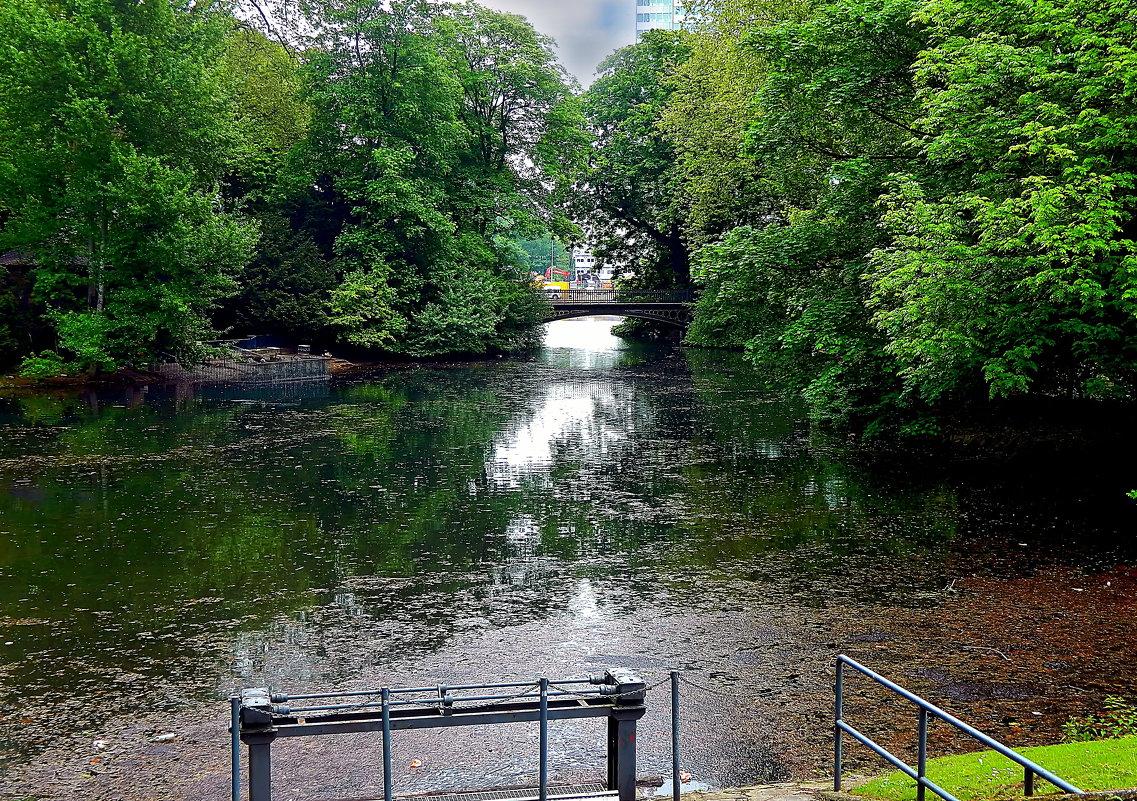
[541,289,695,304]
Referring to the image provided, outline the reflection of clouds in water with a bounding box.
[568,578,602,622]
[542,317,622,350]
[488,380,626,488]
[540,317,629,369]
[492,317,632,484]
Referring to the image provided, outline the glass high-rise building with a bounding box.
[635,0,686,40]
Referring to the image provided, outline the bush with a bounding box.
[18,350,68,378]
[1063,696,1137,742]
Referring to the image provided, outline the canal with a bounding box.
[0,317,1135,800]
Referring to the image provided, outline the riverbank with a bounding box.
[3,562,1135,800]
[2,331,1135,799]
[0,351,526,393]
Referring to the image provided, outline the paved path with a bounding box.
[679,782,831,801]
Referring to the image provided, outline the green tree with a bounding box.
[299,0,574,356]
[574,31,694,287]
[687,0,929,430]
[0,0,257,373]
[660,0,809,241]
[212,28,331,343]
[438,4,581,240]
[866,0,1137,404]
[514,236,571,275]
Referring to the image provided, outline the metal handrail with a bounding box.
[834,656,1082,801]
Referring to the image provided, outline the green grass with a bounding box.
[852,737,1137,801]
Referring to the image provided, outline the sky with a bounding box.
[478,0,634,84]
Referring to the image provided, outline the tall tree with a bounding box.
[0,0,257,373]
[212,27,333,343]
[867,0,1137,403]
[438,4,582,240]
[660,0,810,241]
[685,0,931,430]
[298,0,576,356]
[573,31,694,287]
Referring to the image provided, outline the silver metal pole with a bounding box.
[917,708,929,801]
[671,671,681,801]
[231,696,241,801]
[382,688,393,801]
[834,659,844,791]
[540,677,549,801]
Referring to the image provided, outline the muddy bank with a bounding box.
[3,564,1135,801]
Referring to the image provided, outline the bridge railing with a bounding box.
[540,289,695,304]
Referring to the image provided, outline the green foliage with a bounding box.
[0,0,257,371]
[1064,697,1137,742]
[328,265,408,350]
[573,31,695,287]
[658,0,1137,433]
[515,236,571,275]
[867,0,1137,404]
[222,29,311,161]
[661,0,811,240]
[0,0,578,370]
[18,350,68,379]
[683,0,928,429]
[295,0,579,356]
[216,214,336,342]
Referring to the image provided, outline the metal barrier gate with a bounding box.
[230,668,673,801]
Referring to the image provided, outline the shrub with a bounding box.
[1063,696,1137,742]
[18,350,68,379]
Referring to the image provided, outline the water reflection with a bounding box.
[0,319,1135,794]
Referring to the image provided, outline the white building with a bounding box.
[572,249,599,284]
[636,0,687,40]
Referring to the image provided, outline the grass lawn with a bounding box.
[852,737,1137,801]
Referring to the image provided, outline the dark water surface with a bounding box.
[1,318,1136,799]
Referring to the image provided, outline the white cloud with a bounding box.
[479,0,633,84]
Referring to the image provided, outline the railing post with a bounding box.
[382,688,393,801]
[671,671,681,801]
[246,734,273,801]
[539,677,549,801]
[238,688,276,801]
[917,708,929,801]
[1025,767,1034,797]
[604,669,647,801]
[834,658,844,792]
[230,696,241,801]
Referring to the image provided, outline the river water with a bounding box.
[1,317,1136,800]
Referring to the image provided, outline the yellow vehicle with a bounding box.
[542,281,570,298]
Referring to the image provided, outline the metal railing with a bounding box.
[834,656,1082,801]
[541,289,695,304]
[229,668,687,801]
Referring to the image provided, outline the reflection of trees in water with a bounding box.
[4,354,1135,771]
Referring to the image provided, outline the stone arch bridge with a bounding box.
[541,289,696,329]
